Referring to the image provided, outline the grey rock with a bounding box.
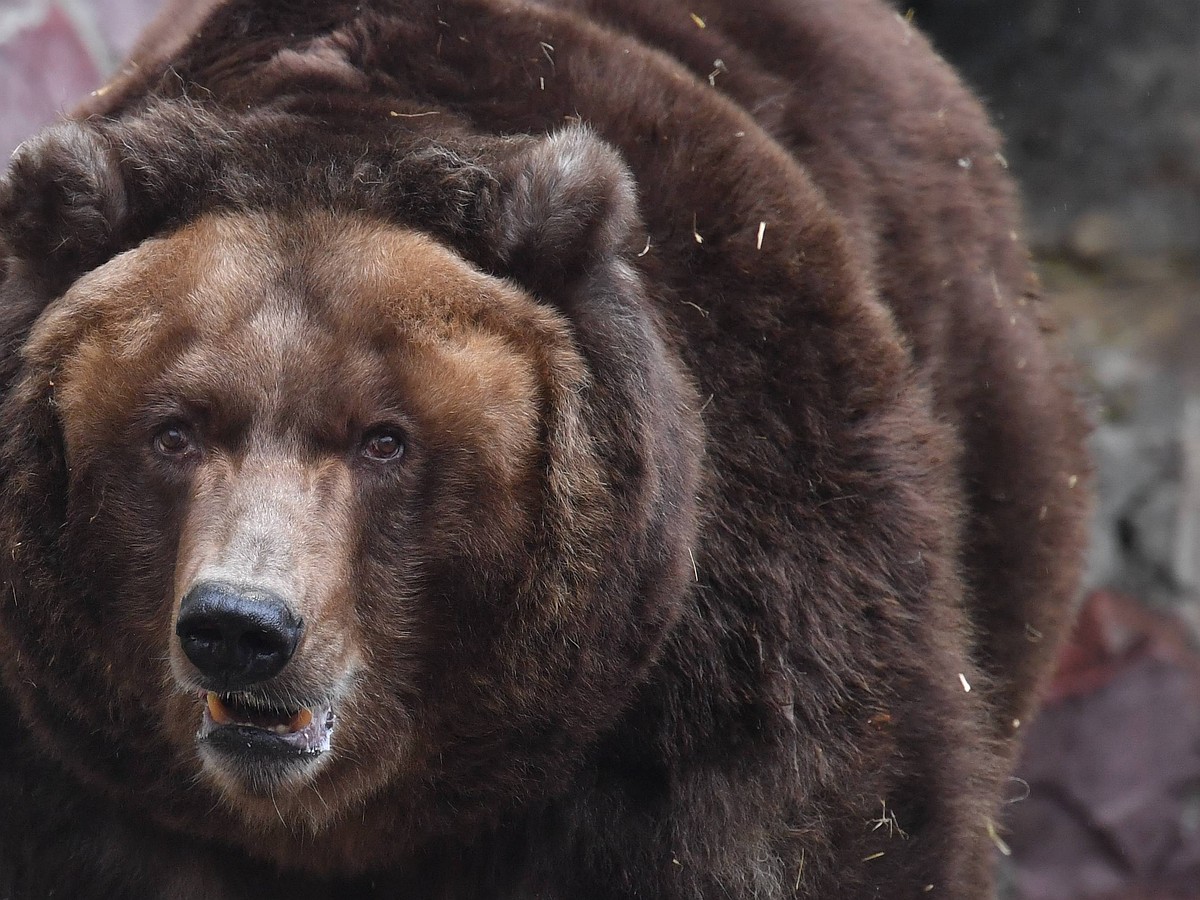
[906,0,1200,260]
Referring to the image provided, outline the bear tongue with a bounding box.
[205,691,313,733]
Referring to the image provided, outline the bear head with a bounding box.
[0,114,701,868]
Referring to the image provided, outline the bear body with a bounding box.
[0,0,1089,897]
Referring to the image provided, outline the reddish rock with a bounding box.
[90,0,167,60]
[1010,591,1200,900]
[0,6,103,160]
[1047,590,1200,703]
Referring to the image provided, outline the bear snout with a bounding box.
[175,581,304,690]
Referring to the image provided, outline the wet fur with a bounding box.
[0,0,1089,897]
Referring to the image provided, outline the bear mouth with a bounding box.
[198,691,335,758]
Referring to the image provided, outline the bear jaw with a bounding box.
[195,690,338,794]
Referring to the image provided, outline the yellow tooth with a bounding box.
[206,692,233,725]
[289,707,314,732]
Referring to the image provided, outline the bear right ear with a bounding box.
[493,126,638,299]
[0,123,129,290]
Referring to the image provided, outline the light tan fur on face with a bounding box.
[29,210,583,821]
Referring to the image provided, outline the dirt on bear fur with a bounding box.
[0,0,1090,897]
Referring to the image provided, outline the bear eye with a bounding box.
[153,424,195,457]
[361,427,405,462]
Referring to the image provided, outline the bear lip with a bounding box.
[197,690,335,756]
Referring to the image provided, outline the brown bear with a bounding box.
[0,0,1090,897]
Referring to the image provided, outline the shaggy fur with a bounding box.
[0,0,1089,897]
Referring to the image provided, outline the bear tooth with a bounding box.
[206,692,233,725]
[289,708,314,732]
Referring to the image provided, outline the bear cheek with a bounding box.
[54,352,141,472]
[399,336,543,558]
[35,256,189,478]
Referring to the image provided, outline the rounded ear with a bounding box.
[0,123,129,290]
[495,126,638,297]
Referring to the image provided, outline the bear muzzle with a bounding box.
[174,581,340,779]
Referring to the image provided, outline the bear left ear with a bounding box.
[0,123,129,290]
[494,126,638,296]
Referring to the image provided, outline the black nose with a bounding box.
[175,582,302,689]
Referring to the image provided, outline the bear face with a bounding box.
[1,169,702,864]
[30,211,551,802]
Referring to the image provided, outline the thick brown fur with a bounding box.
[0,1,1089,897]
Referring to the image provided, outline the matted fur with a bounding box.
[0,0,1089,897]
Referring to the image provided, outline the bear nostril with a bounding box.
[175,582,302,690]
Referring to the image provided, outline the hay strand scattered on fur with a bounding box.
[986,819,1012,857]
[867,800,907,839]
[1004,776,1031,805]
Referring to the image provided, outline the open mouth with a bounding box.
[198,691,335,758]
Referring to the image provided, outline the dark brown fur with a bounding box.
[0,1,1089,897]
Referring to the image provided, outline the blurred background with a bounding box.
[1,0,1197,897]
[907,3,1200,897]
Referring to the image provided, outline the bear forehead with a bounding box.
[32,211,569,454]
[35,210,555,355]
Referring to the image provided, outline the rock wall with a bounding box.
[908,0,1200,260]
